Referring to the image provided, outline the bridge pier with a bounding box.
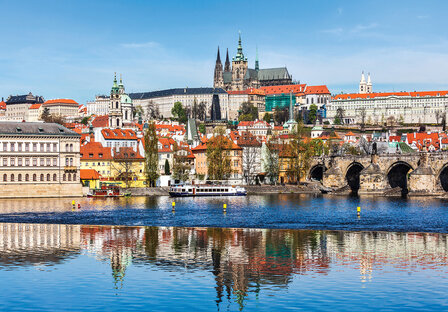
[322,164,345,189]
[358,155,389,195]
[408,153,441,195]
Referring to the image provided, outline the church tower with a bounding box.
[109,73,123,128]
[366,73,372,93]
[255,46,259,71]
[359,71,367,94]
[231,32,248,91]
[213,47,224,88]
[224,48,231,72]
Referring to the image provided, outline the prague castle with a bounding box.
[213,33,293,91]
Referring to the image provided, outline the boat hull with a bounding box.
[169,192,246,197]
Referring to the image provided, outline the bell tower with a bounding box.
[231,32,248,91]
[213,47,224,88]
[109,73,123,128]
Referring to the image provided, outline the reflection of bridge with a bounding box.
[308,153,448,195]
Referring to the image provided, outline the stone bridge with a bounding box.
[308,152,448,196]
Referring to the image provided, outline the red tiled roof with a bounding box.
[345,131,356,137]
[91,115,109,128]
[80,169,101,180]
[158,137,176,153]
[29,103,42,109]
[191,136,242,152]
[389,135,401,142]
[80,141,112,160]
[101,128,137,140]
[0,101,6,110]
[305,85,330,95]
[333,90,448,100]
[44,99,78,105]
[113,147,144,159]
[260,84,307,95]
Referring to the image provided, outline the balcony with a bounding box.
[64,166,77,172]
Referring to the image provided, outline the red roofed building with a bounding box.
[227,88,266,120]
[91,115,109,128]
[28,103,42,121]
[191,135,243,184]
[42,99,79,119]
[406,132,440,151]
[0,100,6,117]
[304,85,331,107]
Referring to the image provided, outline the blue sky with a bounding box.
[1,0,448,103]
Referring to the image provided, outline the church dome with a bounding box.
[120,94,132,104]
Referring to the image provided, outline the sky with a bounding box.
[1,0,448,103]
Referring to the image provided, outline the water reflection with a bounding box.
[0,223,447,310]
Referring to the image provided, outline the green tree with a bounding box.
[238,102,258,121]
[81,116,90,125]
[206,128,232,181]
[308,104,318,124]
[172,144,191,182]
[288,122,313,183]
[164,159,170,175]
[144,122,159,187]
[171,102,187,123]
[198,123,206,134]
[334,107,344,125]
[263,112,272,123]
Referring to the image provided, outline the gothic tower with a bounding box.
[224,48,231,72]
[213,47,224,88]
[109,73,123,128]
[359,71,367,94]
[255,46,259,71]
[231,32,248,91]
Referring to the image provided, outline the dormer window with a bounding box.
[38,127,44,133]
[16,127,22,133]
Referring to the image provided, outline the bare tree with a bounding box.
[146,100,160,120]
[112,147,138,188]
[239,131,261,185]
[358,107,366,131]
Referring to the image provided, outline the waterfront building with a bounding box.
[0,122,82,198]
[230,131,262,184]
[158,137,176,174]
[80,140,113,179]
[213,33,293,91]
[328,90,448,125]
[109,74,134,128]
[5,92,44,121]
[80,168,101,189]
[191,136,243,184]
[129,87,229,120]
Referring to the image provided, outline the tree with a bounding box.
[264,141,279,185]
[288,122,313,183]
[263,112,272,123]
[81,116,90,125]
[171,102,187,123]
[111,148,138,189]
[206,128,232,181]
[146,101,160,120]
[240,131,261,185]
[358,107,366,131]
[172,144,191,182]
[164,159,170,175]
[41,107,50,121]
[238,102,258,121]
[198,123,206,134]
[144,122,159,187]
[273,107,289,125]
[134,105,144,118]
[334,107,344,125]
[308,104,318,124]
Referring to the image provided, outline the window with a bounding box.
[70,158,73,166]
[33,143,37,152]
[18,158,22,166]
[18,174,22,182]
[89,154,93,158]
[2,174,6,182]
[3,142,7,151]
[40,158,44,166]
[33,158,37,166]
[63,174,66,181]
[53,174,57,181]
[99,153,103,158]
[10,158,15,166]
[40,174,44,182]
[73,173,76,181]
[53,143,57,152]
[53,158,57,166]
[2,158,7,166]
[33,174,37,182]
[47,143,51,152]
[46,158,51,166]
[10,174,14,182]
[25,143,29,152]
[66,158,69,166]
[39,143,44,152]
[25,174,29,182]
[70,144,73,152]
[18,143,22,152]
[47,174,50,181]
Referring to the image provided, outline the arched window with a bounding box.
[33,174,37,181]
[25,174,29,181]
[47,174,50,181]
[53,174,57,181]
[116,101,119,109]
[70,144,73,152]
[18,174,22,181]
[10,174,14,182]
[65,144,69,151]
[40,174,44,182]
[73,173,76,181]
[68,174,72,181]
[311,98,314,104]
[3,174,6,182]
[63,174,66,181]
[70,158,73,166]
[116,118,120,127]
[66,158,69,166]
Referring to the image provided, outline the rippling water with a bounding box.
[0,195,447,232]
[0,223,447,311]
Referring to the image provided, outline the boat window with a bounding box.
[188,189,191,192]
[181,189,185,192]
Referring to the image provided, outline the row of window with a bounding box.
[0,157,75,167]
[2,173,77,182]
[0,142,74,153]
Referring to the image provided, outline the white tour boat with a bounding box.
[169,184,247,197]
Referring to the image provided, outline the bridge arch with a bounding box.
[309,164,326,181]
[345,162,364,193]
[387,161,413,194]
[438,163,448,192]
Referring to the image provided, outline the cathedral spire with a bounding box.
[255,46,259,71]
[216,46,221,63]
[233,31,247,62]
[224,48,231,72]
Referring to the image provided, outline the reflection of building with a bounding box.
[0,223,81,266]
[0,122,82,198]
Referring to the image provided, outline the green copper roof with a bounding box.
[233,31,247,62]
[111,73,119,93]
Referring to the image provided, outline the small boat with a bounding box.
[169,184,247,197]
[87,185,125,198]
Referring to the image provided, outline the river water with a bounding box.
[0,195,447,311]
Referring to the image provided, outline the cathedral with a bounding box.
[213,33,293,91]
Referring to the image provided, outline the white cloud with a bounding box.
[120,41,160,49]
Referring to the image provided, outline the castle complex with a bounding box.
[213,33,292,91]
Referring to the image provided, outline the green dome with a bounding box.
[120,94,132,104]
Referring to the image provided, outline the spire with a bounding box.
[119,74,124,87]
[111,72,119,93]
[360,71,366,83]
[255,46,259,71]
[113,72,118,87]
[224,48,231,72]
[367,72,371,84]
[233,31,246,62]
[216,46,221,63]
